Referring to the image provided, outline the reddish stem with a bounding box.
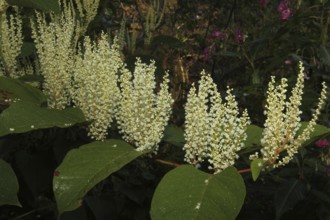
[155,159,181,167]
[238,168,251,173]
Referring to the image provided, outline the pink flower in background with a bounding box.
[234,29,244,43]
[211,30,227,40]
[315,139,330,148]
[277,1,288,12]
[277,0,293,20]
[259,0,268,7]
[280,8,292,20]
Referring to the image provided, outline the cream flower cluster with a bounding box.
[30,1,80,109]
[251,62,328,168]
[0,7,22,78]
[116,59,173,152]
[73,34,122,140]
[184,71,250,173]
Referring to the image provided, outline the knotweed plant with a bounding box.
[30,1,80,109]
[116,58,173,152]
[184,71,250,174]
[73,34,122,140]
[0,6,23,78]
[250,62,328,168]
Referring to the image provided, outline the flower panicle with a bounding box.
[256,61,328,168]
[184,71,250,173]
[30,0,80,109]
[0,6,23,78]
[116,58,173,152]
[73,33,123,140]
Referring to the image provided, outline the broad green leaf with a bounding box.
[0,101,85,136]
[274,178,307,220]
[250,158,264,181]
[53,140,143,215]
[150,165,245,220]
[162,125,185,147]
[0,77,46,105]
[0,159,21,206]
[6,0,60,13]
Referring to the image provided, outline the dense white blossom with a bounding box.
[30,1,80,109]
[116,59,173,152]
[0,7,22,78]
[184,71,250,173]
[73,34,122,140]
[253,62,328,168]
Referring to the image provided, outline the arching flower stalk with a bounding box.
[73,34,123,140]
[250,61,328,168]
[116,58,173,152]
[184,71,250,174]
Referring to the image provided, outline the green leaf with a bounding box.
[0,101,85,136]
[0,77,46,105]
[162,125,185,147]
[244,125,263,147]
[19,42,35,58]
[274,179,307,220]
[250,159,264,181]
[0,159,21,207]
[6,0,60,13]
[53,140,143,215]
[150,165,246,220]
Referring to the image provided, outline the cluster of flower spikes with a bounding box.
[30,0,81,109]
[73,33,123,140]
[0,6,23,78]
[184,71,250,174]
[250,61,328,168]
[116,58,173,152]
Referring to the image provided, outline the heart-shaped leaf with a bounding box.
[150,165,246,220]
